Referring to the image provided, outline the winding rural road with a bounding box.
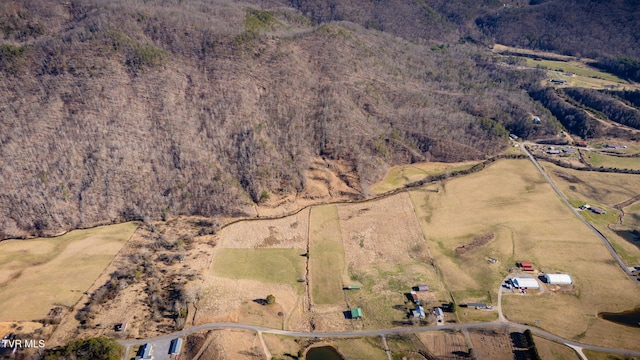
[520,143,635,278]
[118,321,640,357]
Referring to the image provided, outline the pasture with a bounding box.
[542,161,640,264]
[0,222,137,321]
[309,205,347,305]
[586,152,640,170]
[410,159,640,349]
[369,161,476,194]
[210,249,305,290]
[524,58,627,83]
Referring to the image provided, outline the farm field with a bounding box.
[339,193,451,328]
[467,329,515,360]
[410,159,640,349]
[541,161,640,265]
[583,349,640,360]
[533,335,580,360]
[523,58,627,83]
[0,222,137,321]
[309,205,347,305]
[414,330,468,360]
[369,161,477,194]
[586,152,640,170]
[210,249,305,290]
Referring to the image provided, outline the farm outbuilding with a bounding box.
[417,285,429,291]
[512,277,539,289]
[169,338,183,356]
[544,274,572,285]
[351,308,363,319]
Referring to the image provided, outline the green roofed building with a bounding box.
[351,308,363,319]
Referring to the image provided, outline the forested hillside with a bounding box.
[0,0,635,239]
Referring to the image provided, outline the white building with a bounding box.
[512,277,539,289]
[544,274,572,285]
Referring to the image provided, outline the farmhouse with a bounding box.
[591,207,607,215]
[544,274,572,285]
[413,306,426,319]
[434,307,444,320]
[512,277,539,289]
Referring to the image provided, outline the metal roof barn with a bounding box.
[512,277,539,289]
[544,274,572,285]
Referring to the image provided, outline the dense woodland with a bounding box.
[0,0,638,239]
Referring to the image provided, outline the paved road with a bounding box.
[118,321,640,357]
[520,143,633,277]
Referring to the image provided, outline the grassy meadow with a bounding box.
[0,222,137,321]
[309,205,347,305]
[524,58,627,83]
[586,152,640,170]
[369,161,477,194]
[210,248,305,291]
[409,159,640,349]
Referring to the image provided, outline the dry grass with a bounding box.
[587,153,640,170]
[468,329,514,360]
[541,161,640,265]
[0,222,137,321]
[369,161,477,194]
[332,337,388,360]
[583,349,640,360]
[192,329,264,360]
[415,330,468,360]
[309,205,346,305]
[541,161,640,207]
[261,334,301,359]
[410,159,640,349]
[533,335,580,360]
[210,248,305,290]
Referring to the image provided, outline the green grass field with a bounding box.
[210,248,305,291]
[587,152,640,170]
[370,161,476,194]
[309,204,347,305]
[0,222,137,321]
[524,58,627,83]
[410,159,640,350]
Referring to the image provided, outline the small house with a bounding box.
[434,307,444,319]
[509,134,518,140]
[414,306,426,319]
[533,117,541,124]
[466,302,489,309]
[548,149,561,154]
[351,308,363,319]
[576,141,587,147]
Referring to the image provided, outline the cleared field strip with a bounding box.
[0,222,137,321]
[587,152,640,170]
[523,58,626,83]
[309,204,346,305]
[210,249,305,290]
[370,161,477,194]
[410,159,640,349]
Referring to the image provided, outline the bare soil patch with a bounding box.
[415,330,468,360]
[468,329,514,360]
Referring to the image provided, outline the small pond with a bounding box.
[599,307,640,327]
[306,346,344,360]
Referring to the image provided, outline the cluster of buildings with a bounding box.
[135,338,183,360]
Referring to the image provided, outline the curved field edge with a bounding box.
[0,222,138,321]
